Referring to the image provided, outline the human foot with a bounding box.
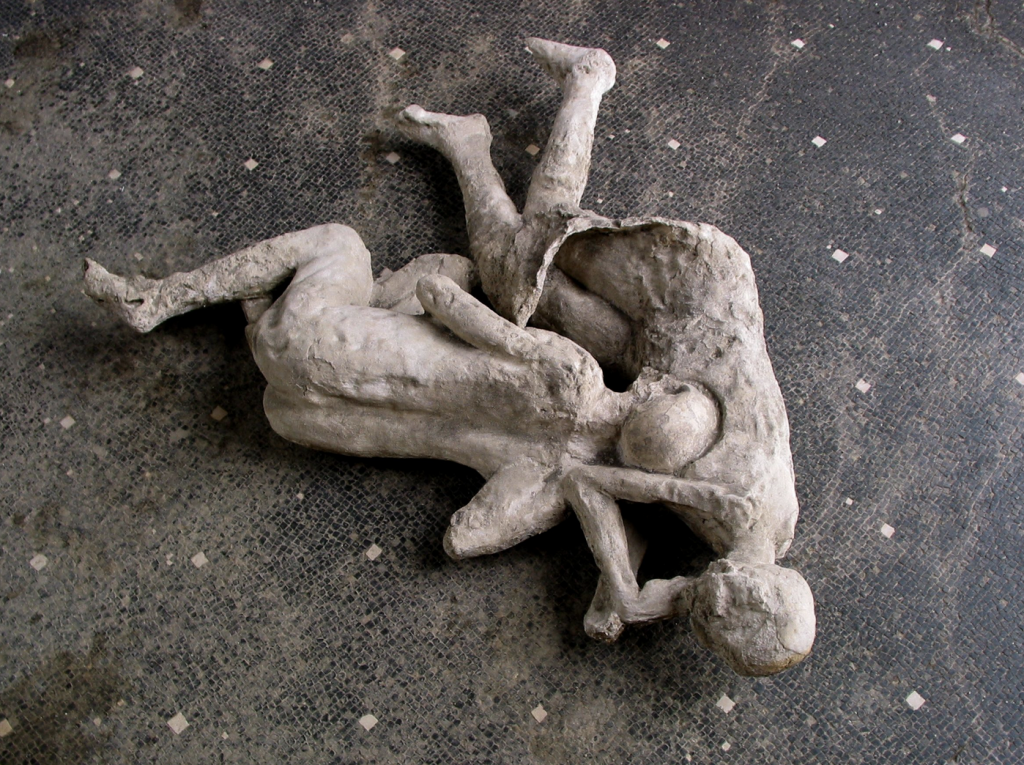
[395,105,491,154]
[83,259,163,333]
[524,38,615,94]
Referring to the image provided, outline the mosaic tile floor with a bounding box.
[1,1,1022,762]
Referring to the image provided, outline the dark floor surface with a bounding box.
[1,1,1023,762]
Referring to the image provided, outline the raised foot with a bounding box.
[524,37,616,93]
[83,258,162,333]
[395,105,491,153]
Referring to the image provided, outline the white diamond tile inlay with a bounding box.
[388,47,406,61]
[128,66,144,79]
[191,551,209,568]
[655,38,670,49]
[257,58,273,70]
[906,691,926,710]
[856,379,872,394]
[60,416,76,429]
[210,406,228,422]
[30,554,48,571]
[359,714,378,730]
[107,169,122,180]
[667,139,681,150]
[167,713,189,734]
[243,158,259,171]
[950,133,966,145]
[812,135,827,148]
[880,523,895,538]
[525,144,540,156]
[384,151,401,164]
[716,694,736,713]
[4,79,14,89]
[832,249,849,263]
[0,719,12,737]
[791,39,805,49]
[532,705,548,723]
[979,243,997,257]
[1015,372,1024,386]
[927,39,944,50]
[365,543,382,561]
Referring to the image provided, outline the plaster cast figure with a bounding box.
[83,38,814,677]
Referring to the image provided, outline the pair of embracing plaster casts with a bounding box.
[84,39,815,676]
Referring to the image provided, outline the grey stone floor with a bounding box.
[1,1,1022,762]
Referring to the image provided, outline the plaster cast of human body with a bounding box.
[84,38,813,677]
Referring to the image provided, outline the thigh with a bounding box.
[285,223,375,307]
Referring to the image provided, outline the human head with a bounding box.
[618,379,719,475]
[689,560,815,676]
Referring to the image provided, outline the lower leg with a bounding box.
[522,39,616,218]
[84,223,359,332]
[396,106,522,269]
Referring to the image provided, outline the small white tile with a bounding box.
[855,379,872,394]
[926,94,937,103]
[243,158,259,171]
[1001,186,1008,192]
[812,135,827,148]
[791,39,805,49]
[210,406,228,422]
[950,133,966,145]
[167,713,189,734]
[296,492,305,500]
[979,243,997,257]
[388,47,406,61]
[133,252,143,260]
[257,58,273,70]
[721,742,732,751]
[927,39,943,51]
[1014,372,1024,386]
[531,704,547,723]
[525,144,540,156]
[60,416,76,429]
[384,151,400,164]
[873,208,883,215]
[191,551,208,568]
[655,38,671,49]
[832,249,849,263]
[3,78,14,89]
[92,717,102,726]
[107,169,122,180]
[906,691,926,710]
[359,714,378,730]
[716,694,736,713]
[667,138,681,150]
[365,543,382,561]
[128,66,144,79]
[0,718,12,737]
[845,497,854,506]
[340,33,355,44]
[880,523,895,538]
[30,554,48,571]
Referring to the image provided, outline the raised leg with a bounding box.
[396,106,522,273]
[522,38,616,218]
[83,223,367,332]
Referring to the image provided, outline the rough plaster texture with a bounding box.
[83,39,814,677]
[2,1,1024,763]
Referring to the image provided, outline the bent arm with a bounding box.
[415,274,539,359]
[567,465,754,557]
